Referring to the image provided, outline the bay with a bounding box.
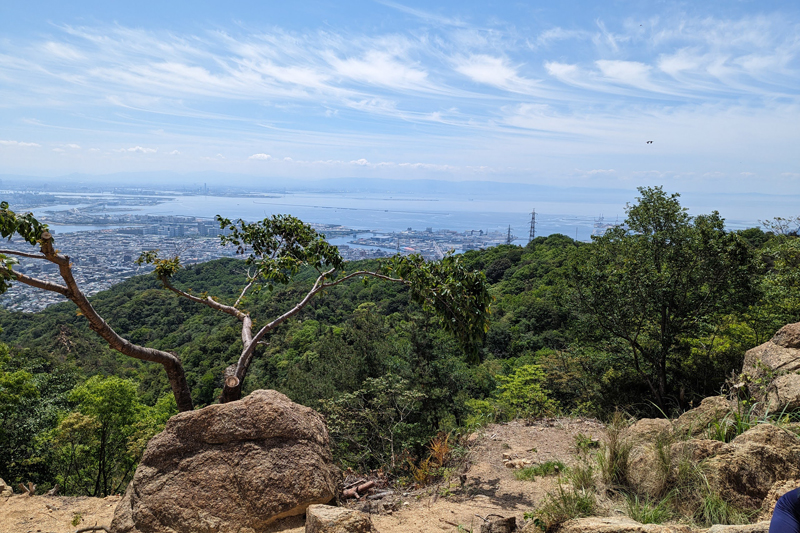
[33,191,765,243]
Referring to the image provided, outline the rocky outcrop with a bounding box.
[625,418,674,445]
[553,517,691,532]
[704,424,800,509]
[0,478,12,497]
[742,322,800,413]
[703,524,770,532]
[674,396,733,438]
[549,517,771,532]
[759,478,800,521]
[305,505,376,533]
[623,420,800,511]
[112,390,340,533]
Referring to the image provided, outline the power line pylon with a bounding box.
[506,225,512,245]
[529,209,536,243]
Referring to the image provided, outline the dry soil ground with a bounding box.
[0,418,604,533]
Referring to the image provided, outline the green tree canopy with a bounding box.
[0,204,491,411]
[567,186,757,408]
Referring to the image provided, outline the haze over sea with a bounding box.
[27,180,798,243]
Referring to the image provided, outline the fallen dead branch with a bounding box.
[342,480,376,499]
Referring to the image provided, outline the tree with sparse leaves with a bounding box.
[0,205,491,412]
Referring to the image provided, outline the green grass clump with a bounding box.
[535,481,597,531]
[625,493,672,524]
[597,411,632,488]
[693,484,753,527]
[514,460,566,481]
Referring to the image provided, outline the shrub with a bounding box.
[573,433,600,455]
[494,365,557,420]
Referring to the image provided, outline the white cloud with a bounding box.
[454,55,540,94]
[456,55,516,85]
[41,41,84,61]
[376,0,467,27]
[595,60,653,89]
[544,61,581,83]
[0,13,799,185]
[65,143,81,149]
[658,48,704,77]
[328,51,429,90]
[114,146,157,153]
[0,140,40,147]
[249,153,271,160]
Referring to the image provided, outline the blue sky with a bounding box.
[1,1,799,193]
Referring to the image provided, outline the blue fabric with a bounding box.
[771,487,800,533]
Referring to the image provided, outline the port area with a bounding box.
[349,227,512,261]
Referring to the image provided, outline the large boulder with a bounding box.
[624,418,674,445]
[0,478,12,497]
[705,424,800,509]
[674,396,733,438]
[629,438,727,498]
[742,322,800,413]
[112,390,340,533]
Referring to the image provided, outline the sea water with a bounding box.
[32,190,770,242]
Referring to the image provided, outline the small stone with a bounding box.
[306,505,374,533]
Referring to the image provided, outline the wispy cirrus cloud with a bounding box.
[454,55,541,94]
[0,6,798,186]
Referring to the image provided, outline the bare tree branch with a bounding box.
[161,279,247,321]
[35,234,194,412]
[0,248,49,260]
[321,269,405,288]
[218,268,410,402]
[0,266,70,295]
[233,279,255,309]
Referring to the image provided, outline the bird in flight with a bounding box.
[646,140,653,144]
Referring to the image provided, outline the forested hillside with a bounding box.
[1,188,798,497]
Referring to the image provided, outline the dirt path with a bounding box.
[0,494,121,533]
[0,418,603,533]
[369,418,604,532]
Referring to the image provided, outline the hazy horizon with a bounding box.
[2,173,797,227]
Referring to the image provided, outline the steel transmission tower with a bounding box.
[528,209,536,243]
[506,225,512,245]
